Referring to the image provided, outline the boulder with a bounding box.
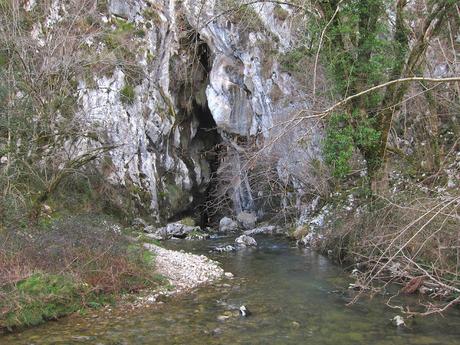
[235,235,257,247]
[151,222,200,240]
[237,212,257,230]
[219,217,239,233]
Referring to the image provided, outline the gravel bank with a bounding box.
[144,243,227,292]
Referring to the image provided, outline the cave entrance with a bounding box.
[168,32,224,228]
[192,100,222,228]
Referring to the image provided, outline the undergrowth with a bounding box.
[0,215,161,332]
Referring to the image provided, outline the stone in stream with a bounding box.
[185,231,210,240]
[393,315,405,327]
[219,217,239,233]
[148,222,201,240]
[243,225,281,236]
[239,305,251,317]
[237,211,257,230]
[212,245,236,253]
[235,235,257,247]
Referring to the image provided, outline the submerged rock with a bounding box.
[219,217,239,233]
[235,235,257,247]
[212,245,236,253]
[237,212,257,230]
[185,231,210,241]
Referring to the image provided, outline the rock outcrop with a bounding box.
[31,0,320,223]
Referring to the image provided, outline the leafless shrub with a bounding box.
[318,185,460,315]
[0,215,156,293]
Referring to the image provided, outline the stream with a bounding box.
[3,236,460,345]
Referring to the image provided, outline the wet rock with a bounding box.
[224,272,234,278]
[217,314,231,322]
[298,232,322,247]
[244,225,281,236]
[185,231,210,240]
[291,321,300,329]
[235,235,257,247]
[237,212,257,230]
[212,245,236,253]
[145,225,202,240]
[393,315,405,327]
[219,217,239,233]
[239,305,251,317]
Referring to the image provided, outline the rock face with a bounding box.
[32,0,320,223]
[235,235,257,247]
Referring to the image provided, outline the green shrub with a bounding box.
[120,84,135,104]
[179,217,195,226]
[324,112,380,179]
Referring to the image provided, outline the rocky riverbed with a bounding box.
[145,243,229,292]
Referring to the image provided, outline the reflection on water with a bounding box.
[3,236,460,345]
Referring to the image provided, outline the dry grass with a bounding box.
[317,185,460,316]
[0,215,159,330]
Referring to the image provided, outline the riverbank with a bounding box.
[4,236,460,345]
[0,215,227,333]
[292,176,460,316]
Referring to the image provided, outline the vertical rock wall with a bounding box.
[74,0,321,223]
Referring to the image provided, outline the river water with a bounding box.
[4,236,460,344]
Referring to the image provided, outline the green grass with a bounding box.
[120,84,135,104]
[1,273,89,330]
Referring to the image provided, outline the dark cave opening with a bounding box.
[192,101,222,228]
[167,99,222,228]
[167,34,224,228]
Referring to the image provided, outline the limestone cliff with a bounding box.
[25,0,321,223]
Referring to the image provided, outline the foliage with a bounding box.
[311,0,455,184]
[279,46,310,73]
[324,112,380,179]
[179,217,196,227]
[120,84,135,104]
